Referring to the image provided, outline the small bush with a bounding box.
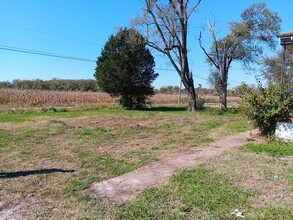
[239,80,293,136]
[196,98,205,110]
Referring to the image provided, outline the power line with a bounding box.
[155,67,176,72]
[155,67,210,81]
[0,45,96,63]
[41,0,115,26]
[0,22,100,47]
[1,44,243,84]
[155,67,242,85]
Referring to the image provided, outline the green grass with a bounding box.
[0,106,257,219]
[116,168,250,220]
[75,126,139,140]
[67,176,101,194]
[77,151,91,159]
[205,120,222,129]
[67,153,159,196]
[116,188,181,220]
[80,154,158,177]
[0,107,139,123]
[0,130,8,148]
[288,170,293,182]
[0,112,38,123]
[226,121,251,132]
[242,142,293,157]
[117,166,293,219]
[198,107,239,116]
[171,168,250,219]
[255,207,293,220]
[192,119,224,134]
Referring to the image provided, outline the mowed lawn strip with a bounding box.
[116,142,293,220]
[1,107,254,219]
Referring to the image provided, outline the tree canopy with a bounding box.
[133,0,202,111]
[199,2,281,110]
[261,50,293,88]
[94,28,158,109]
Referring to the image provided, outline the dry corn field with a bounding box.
[0,89,240,108]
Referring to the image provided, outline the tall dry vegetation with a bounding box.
[0,89,118,107]
[0,89,240,108]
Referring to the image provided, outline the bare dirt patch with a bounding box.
[88,130,256,201]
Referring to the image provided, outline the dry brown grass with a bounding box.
[203,149,293,208]
[0,89,240,109]
[0,108,251,219]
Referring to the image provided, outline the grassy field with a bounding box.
[1,106,292,219]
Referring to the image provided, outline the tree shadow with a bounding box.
[142,106,187,112]
[0,168,75,179]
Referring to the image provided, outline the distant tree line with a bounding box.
[0,78,244,97]
[156,85,242,96]
[0,79,99,92]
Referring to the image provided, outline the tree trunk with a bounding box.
[187,85,197,111]
[219,67,228,111]
[181,69,197,111]
[219,86,227,111]
[178,80,182,105]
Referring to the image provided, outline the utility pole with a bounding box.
[277,31,293,95]
[178,80,182,105]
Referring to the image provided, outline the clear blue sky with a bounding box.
[0,0,291,89]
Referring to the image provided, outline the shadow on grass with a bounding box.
[0,168,75,179]
[142,106,187,112]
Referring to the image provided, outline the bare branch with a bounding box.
[198,31,219,69]
[207,21,220,62]
[134,0,202,110]
[187,0,202,19]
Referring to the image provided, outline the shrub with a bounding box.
[239,79,293,136]
[196,98,206,110]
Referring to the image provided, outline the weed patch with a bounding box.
[171,168,250,219]
[117,168,250,219]
[226,121,250,132]
[67,176,100,194]
[0,112,36,123]
[75,126,139,140]
[0,130,8,148]
[254,207,293,220]
[80,154,158,177]
[242,142,293,157]
[116,188,180,220]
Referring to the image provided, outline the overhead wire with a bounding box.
[0,22,100,47]
[0,43,243,85]
[155,67,242,86]
[41,0,116,26]
[0,44,96,63]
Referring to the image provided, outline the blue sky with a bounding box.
[0,0,291,89]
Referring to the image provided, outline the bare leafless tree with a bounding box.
[133,0,202,111]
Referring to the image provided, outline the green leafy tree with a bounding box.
[94,28,158,109]
[261,50,293,88]
[199,2,281,110]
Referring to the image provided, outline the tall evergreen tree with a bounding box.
[94,28,158,109]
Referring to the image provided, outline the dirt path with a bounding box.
[88,130,257,201]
